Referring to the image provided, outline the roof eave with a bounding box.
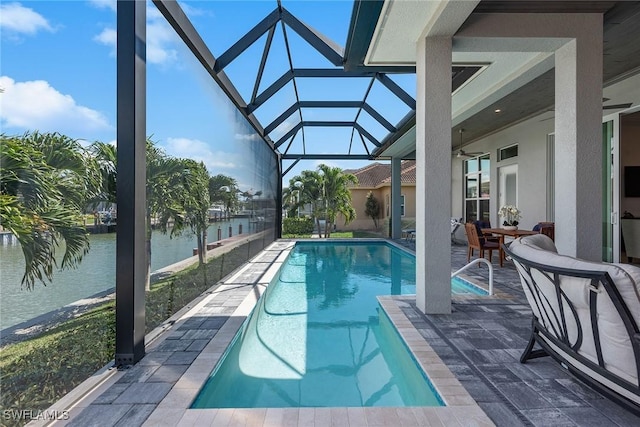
[372,111,417,158]
[344,0,415,73]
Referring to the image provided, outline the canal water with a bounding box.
[0,219,250,330]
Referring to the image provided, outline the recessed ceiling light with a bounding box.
[494,109,502,113]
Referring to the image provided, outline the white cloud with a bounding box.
[177,2,207,17]
[88,0,116,12]
[0,2,54,36]
[146,16,179,65]
[0,76,111,135]
[94,27,116,47]
[269,119,297,140]
[92,4,179,66]
[234,133,261,141]
[162,137,238,173]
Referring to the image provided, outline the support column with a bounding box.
[277,155,283,238]
[115,0,146,366]
[554,23,603,260]
[391,157,402,239]
[416,36,452,314]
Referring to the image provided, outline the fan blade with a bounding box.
[453,149,482,158]
[603,103,632,110]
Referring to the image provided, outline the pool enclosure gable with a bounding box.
[115,0,625,364]
[114,0,423,365]
[153,0,417,163]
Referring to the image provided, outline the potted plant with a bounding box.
[499,205,521,230]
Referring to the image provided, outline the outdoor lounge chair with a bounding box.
[403,217,462,243]
[451,217,463,243]
[402,228,416,242]
[505,234,640,414]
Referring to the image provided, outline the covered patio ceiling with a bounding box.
[353,0,640,159]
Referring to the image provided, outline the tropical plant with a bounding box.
[209,174,239,214]
[144,139,189,290]
[89,141,117,205]
[240,189,262,217]
[0,132,100,289]
[282,186,300,218]
[287,170,324,235]
[364,191,381,230]
[178,159,211,268]
[282,217,314,235]
[317,164,357,237]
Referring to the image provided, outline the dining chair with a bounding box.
[464,223,503,267]
[533,222,555,241]
[472,220,501,244]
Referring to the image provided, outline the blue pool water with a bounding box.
[452,275,489,296]
[192,242,483,408]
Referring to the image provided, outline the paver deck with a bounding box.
[38,239,640,427]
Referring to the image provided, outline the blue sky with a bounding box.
[0,0,415,185]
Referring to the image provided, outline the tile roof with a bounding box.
[344,161,416,188]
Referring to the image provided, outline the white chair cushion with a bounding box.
[510,235,640,384]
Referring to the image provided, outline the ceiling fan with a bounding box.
[453,129,483,158]
[603,97,633,110]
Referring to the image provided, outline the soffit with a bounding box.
[366,0,640,156]
[366,1,480,65]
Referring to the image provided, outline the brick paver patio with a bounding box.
[45,239,640,427]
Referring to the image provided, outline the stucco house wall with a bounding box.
[451,113,553,231]
[336,161,417,232]
[338,185,418,232]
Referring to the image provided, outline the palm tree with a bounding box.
[145,139,188,290]
[0,132,100,289]
[89,141,117,205]
[317,164,357,237]
[287,170,324,236]
[209,174,239,215]
[178,159,211,268]
[282,186,300,218]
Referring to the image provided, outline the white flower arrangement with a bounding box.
[498,205,521,226]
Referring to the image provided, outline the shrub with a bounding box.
[283,217,314,235]
[364,191,381,229]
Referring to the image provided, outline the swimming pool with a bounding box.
[191,242,479,408]
[452,275,489,296]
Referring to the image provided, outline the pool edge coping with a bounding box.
[145,239,494,426]
[39,238,496,427]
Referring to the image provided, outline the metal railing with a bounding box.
[451,258,493,295]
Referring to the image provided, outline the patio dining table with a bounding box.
[482,227,540,264]
[482,228,539,239]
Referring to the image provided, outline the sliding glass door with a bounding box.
[602,114,620,262]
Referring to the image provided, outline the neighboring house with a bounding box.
[338,161,416,231]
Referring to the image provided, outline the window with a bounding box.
[464,154,490,223]
[401,194,405,217]
[385,194,390,218]
[498,144,518,161]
